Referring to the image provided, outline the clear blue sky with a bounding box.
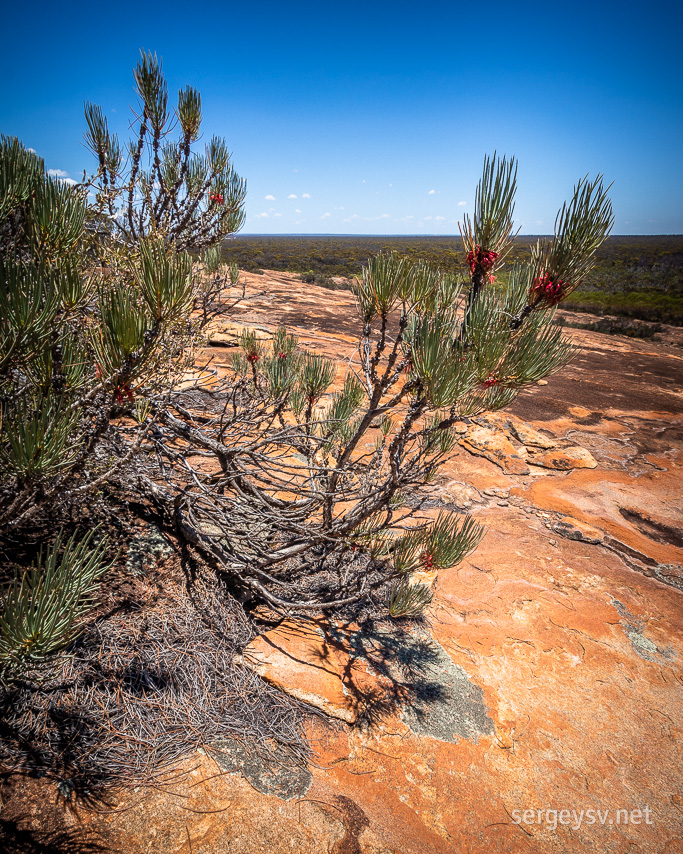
[2,0,681,235]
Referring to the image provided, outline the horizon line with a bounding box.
[230,232,683,239]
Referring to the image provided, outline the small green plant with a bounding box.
[0,530,112,670]
[388,580,433,617]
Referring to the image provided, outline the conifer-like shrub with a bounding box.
[0,53,613,789]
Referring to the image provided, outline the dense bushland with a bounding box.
[222,235,683,323]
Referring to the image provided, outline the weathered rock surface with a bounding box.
[553,515,605,544]
[241,619,381,723]
[4,270,682,853]
[460,423,531,475]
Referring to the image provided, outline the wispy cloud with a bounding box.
[287,193,297,199]
[301,193,311,199]
[457,201,466,206]
[47,168,77,186]
[433,215,446,221]
[265,194,276,200]
[295,209,302,213]
[428,189,436,195]
[320,212,331,219]
[343,212,391,222]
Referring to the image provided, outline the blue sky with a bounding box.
[2,0,681,235]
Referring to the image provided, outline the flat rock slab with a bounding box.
[529,444,598,470]
[460,424,531,475]
[4,270,683,854]
[461,414,597,474]
[242,619,380,723]
[553,515,605,543]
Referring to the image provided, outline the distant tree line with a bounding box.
[221,235,683,323]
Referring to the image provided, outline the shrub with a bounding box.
[0,61,614,786]
[0,55,245,678]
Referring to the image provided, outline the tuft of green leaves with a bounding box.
[0,529,112,671]
[461,152,518,261]
[530,175,614,305]
[388,579,433,617]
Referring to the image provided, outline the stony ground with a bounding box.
[2,272,682,853]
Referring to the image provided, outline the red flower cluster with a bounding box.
[246,352,259,364]
[467,245,498,275]
[277,351,288,361]
[532,274,566,305]
[115,384,134,404]
[209,192,224,205]
[482,373,499,388]
[420,551,434,569]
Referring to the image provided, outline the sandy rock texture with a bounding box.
[2,271,682,853]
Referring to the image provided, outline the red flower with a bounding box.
[277,352,288,360]
[482,373,498,388]
[467,245,498,275]
[209,192,224,205]
[532,274,566,305]
[115,384,134,404]
[246,352,259,364]
[420,551,434,569]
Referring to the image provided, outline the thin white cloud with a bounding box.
[274,212,283,217]
[428,189,436,195]
[301,193,311,199]
[27,148,36,154]
[265,194,276,201]
[295,209,302,213]
[287,193,297,199]
[320,212,331,219]
[434,215,446,221]
[60,177,77,185]
[457,201,466,206]
[48,168,69,178]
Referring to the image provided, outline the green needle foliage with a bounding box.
[388,580,433,618]
[85,50,246,252]
[0,530,112,671]
[2,54,613,641]
[0,57,247,685]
